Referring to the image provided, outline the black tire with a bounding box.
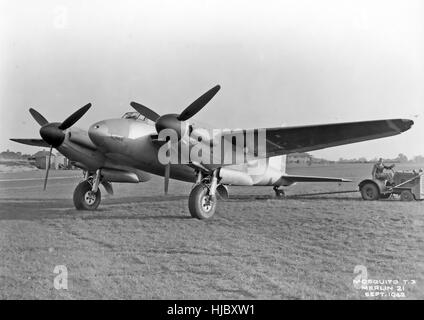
[188,184,217,219]
[360,182,380,200]
[275,189,285,198]
[400,190,414,201]
[273,186,285,198]
[73,180,101,210]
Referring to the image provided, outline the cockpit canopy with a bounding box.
[121,111,155,125]
[121,111,143,120]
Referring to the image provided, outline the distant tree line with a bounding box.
[2,149,424,164]
[0,150,32,160]
[338,153,424,164]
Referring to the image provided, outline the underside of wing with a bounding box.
[10,138,50,148]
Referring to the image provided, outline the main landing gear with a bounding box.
[73,170,102,210]
[189,170,229,220]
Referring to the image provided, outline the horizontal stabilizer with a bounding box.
[10,138,50,147]
[277,174,351,186]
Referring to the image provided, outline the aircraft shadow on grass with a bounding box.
[0,194,370,221]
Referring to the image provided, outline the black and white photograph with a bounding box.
[0,0,423,305]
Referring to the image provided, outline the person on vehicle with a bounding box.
[372,158,395,181]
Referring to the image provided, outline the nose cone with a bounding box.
[39,123,65,147]
[88,121,109,146]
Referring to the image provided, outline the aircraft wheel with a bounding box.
[360,182,380,200]
[73,180,101,210]
[188,183,217,220]
[273,186,285,198]
[400,190,414,201]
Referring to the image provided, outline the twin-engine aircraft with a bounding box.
[11,85,413,219]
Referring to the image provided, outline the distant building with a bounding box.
[29,150,72,170]
[287,152,312,164]
[29,150,50,169]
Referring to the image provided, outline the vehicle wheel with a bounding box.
[360,182,380,200]
[73,180,101,210]
[188,183,217,219]
[400,190,414,201]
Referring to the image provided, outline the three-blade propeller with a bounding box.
[28,103,92,190]
[130,85,221,194]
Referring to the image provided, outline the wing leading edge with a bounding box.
[220,118,413,158]
[264,118,413,157]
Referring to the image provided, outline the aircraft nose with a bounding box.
[88,121,109,146]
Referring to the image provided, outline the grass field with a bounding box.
[0,163,423,299]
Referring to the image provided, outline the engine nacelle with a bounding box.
[68,128,97,150]
[101,168,140,183]
[218,167,253,186]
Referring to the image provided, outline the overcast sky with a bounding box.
[1,0,423,160]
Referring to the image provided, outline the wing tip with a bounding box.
[400,119,414,132]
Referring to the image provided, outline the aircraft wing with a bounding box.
[222,118,413,158]
[10,138,50,148]
[276,174,351,186]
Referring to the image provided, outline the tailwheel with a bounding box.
[73,180,101,210]
[188,183,217,219]
[273,186,285,198]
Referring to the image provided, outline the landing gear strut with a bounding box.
[273,186,285,198]
[73,170,102,210]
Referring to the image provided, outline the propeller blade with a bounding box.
[59,103,92,130]
[29,108,49,126]
[130,102,161,122]
[43,146,53,190]
[10,138,50,147]
[177,85,220,121]
[164,163,170,195]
